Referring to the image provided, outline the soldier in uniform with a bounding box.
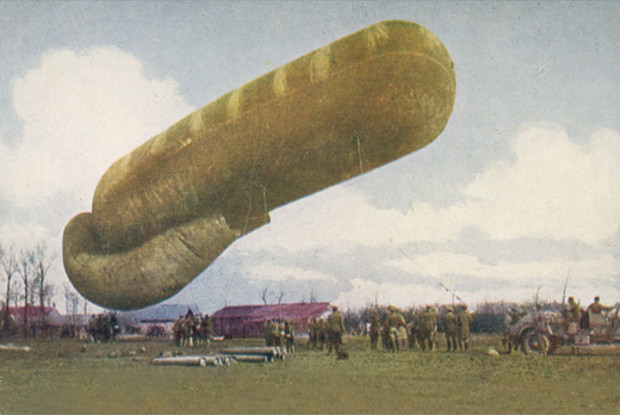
[457,304,473,352]
[200,314,213,345]
[564,296,581,335]
[442,307,458,352]
[419,305,438,351]
[326,305,347,359]
[272,319,282,348]
[308,317,318,349]
[381,315,392,351]
[284,320,295,353]
[369,311,381,350]
[411,310,426,350]
[316,318,328,350]
[88,314,99,343]
[386,305,407,352]
[172,315,184,347]
[264,319,273,346]
[110,313,120,342]
[586,296,610,333]
[587,296,608,314]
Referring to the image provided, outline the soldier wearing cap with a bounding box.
[369,310,381,350]
[587,296,610,333]
[442,307,458,352]
[457,304,473,352]
[564,296,581,335]
[587,296,607,314]
[284,320,295,353]
[386,305,407,352]
[420,305,438,351]
[326,305,347,359]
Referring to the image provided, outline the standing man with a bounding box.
[284,320,295,353]
[457,304,473,352]
[586,296,609,333]
[386,305,407,352]
[369,310,381,350]
[441,307,458,352]
[586,296,607,314]
[422,305,439,351]
[564,296,581,335]
[308,317,318,349]
[327,305,347,359]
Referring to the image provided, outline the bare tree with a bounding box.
[64,285,81,329]
[9,279,21,307]
[259,287,270,305]
[17,250,34,337]
[30,244,54,331]
[277,283,285,305]
[561,277,570,305]
[0,244,18,334]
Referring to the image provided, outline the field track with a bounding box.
[1,335,618,414]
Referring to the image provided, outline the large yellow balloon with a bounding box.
[63,20,457,310]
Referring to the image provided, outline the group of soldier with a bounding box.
[369,304,473,353]
[88,313,120,343]
[307,305,347,359]
[564,295,613,334]
[172,311,213,348]
[308,303,472,358]
[263,318,296,353]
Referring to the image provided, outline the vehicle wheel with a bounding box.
[522,331,550,355]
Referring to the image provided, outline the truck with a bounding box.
[502,303,620,355]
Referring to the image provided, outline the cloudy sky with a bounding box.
[1,1,618,313]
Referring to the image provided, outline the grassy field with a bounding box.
[0,334,618,414]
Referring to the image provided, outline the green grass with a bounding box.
[0,335,618,414]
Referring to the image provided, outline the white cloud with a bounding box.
[333,278,449,310]
[332,274,620,312]
[399,125,620,244]
[1,46,192,210]
[0,222,52,251]
[244,125,620,253]
[389,251,619,283]
[246,263,337,283]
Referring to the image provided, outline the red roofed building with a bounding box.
[212,302,330,338]
[6,306,65,327]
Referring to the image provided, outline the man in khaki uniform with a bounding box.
[587,296,607,314]
[457,304,473,352]
[284,320,295,353]
[386,305,407,351]
[564,296,581,334]
[587,296,609,333]
[422,305,438,351]
[326,305,347,359]
[369,311,381,350]
[441,307,458,352]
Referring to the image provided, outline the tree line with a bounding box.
[0,242,55,337]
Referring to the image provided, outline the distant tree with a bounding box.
[64,285,81,328]
[9,279,21,307]
[342,309,364,335]
[30,244,54,330]
[0,244,18,334]
[259,287,270,305]
[17,250,35,337]
[277,289,285,305]
[276,282,285,305]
